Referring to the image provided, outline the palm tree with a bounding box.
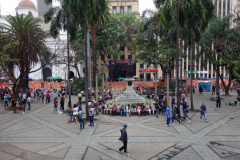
[44,0,79,104]
[89,0,110,93]
[0,13,47,110]
[155,0,215,110]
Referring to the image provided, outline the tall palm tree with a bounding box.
[0,13,47,110]
[44,0,79,104]
[89,0,110,93]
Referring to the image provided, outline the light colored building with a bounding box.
[0,0,84,81]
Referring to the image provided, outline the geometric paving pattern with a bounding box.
[0,91,240,160]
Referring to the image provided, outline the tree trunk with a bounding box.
[176,0,180,119]
[190,33,194,110]
[66,15,71,103]
[84,21,89,121]
[216,66,220,94]
[91,24,97,103]
[180,40,183,89]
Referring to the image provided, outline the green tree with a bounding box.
[0,13,50,110]
[198,14,240,95]
[156,0,215,110]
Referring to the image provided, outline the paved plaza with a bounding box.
[0,91,240,160]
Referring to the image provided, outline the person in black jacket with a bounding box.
[119,124,129,153]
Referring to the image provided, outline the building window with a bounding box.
[140,73,144,79]
[218,0,221,16]
[112,6,117,13]
[128,55,132,60]
[140,63,144,68]
[120,6,124,14]
[127,6,132,13]
[120,46,125,51]
[121,55,125,60]
[227,0,230,14]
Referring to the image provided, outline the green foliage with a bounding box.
[0,41,19,62]
[73,78,85,90]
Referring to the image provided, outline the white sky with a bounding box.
[0,0,155,16]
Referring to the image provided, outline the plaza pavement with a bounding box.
[0,90,240,160]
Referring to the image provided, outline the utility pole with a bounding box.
[95,73,99,115]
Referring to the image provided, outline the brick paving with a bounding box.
[0,90,240,160]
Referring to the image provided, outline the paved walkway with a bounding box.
[0,90,240,160]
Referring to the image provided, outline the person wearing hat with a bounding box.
[215,92,221,110]
[119,124,129,153]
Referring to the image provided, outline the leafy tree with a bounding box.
[198,14,240,95]
[0,13,52,111]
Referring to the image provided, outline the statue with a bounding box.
[126,63,133,78]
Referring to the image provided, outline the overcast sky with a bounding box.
[0,0,155,16]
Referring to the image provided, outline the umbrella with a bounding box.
[53,76,62,80]
[117,77,125,80]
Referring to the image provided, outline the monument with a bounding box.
[115,64,145,104]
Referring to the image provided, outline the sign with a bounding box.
[139,70,158,73]
[187,71,208,74]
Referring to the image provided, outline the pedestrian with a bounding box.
[215,92,221,111]
[53,98,58,112]
[200,102,208,122]
[182,100,190,123]
[171,104,180,124]
[36,89,40,100]
[237,88,240,97]
[27,96,31,110]
[89,105,94,127]
[78,92,82,103]
[46,92,50,104]
[4,94,8,107]
[181,92,185,104]
[33,88,36,98]
[212,85,215,95]
[41,92,44,103]
[72,104,79,124]
[230,84,232,92]
[22,97,26,113]
[60,96,65,111]
[193,85,195,94]
[199,86,203,95]
[119,124,129,153]
[78,107,85,129]
[166,105,171,127]
[171,95,175,114]
[114,84,116,91]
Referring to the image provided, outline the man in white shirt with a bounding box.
[23,93,26,100]
[27,96,31,110]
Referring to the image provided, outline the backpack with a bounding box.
[78,111,83,120]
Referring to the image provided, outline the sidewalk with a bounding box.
[0,92,240,160]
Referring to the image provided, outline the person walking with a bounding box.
[166,105,171,127]
[27,96,31,110]
[78,92,82,103]
[119,124,129,153]
[200,102,208,122]
[199,86,203,95]
[114,84,116,91]
[171,104,180,124]
[181,100,190,123]
[22,96,26,113]
[237,88,240,97]
[181,92,185,104]
[150,102,155,115]
[89,105,94,127]
[78,107,85,129]
[60,96,65,111]
[215,92,221,111]
[212,85,215,95]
